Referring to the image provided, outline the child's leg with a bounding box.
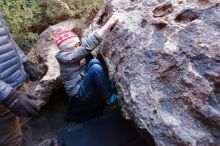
[80,59,113,100]
[85,58,101,73]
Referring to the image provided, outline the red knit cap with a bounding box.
[56,31,80,50]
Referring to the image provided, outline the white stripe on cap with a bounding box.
[59,37,80,50]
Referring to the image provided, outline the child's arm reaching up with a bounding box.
[98,15,119,38]
[56,15,119,64]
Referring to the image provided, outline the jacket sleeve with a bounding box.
[0,81,14,102]
[11,39,28,63]
[0,11,27,63]
[56,31,103,64]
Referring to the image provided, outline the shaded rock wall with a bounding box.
[84,0,220,145]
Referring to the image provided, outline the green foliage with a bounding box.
[0,0,104,52]
[0,0,40,52]
[67,0,104,19]
[39,0,104,24]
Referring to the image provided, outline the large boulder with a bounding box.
[27,19,85,106]
[84,0,220,145]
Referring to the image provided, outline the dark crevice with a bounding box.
[198,0,212,5]
[153,22,167,30]
[96,53,109,74]
[97,12,109,25]
[153,3,173,17]
[30,87,69,144]
[141,19,148,28]
[138,128,156,146]
[175,9,199,23]
[214,81,220,93]
[31,85,155,146]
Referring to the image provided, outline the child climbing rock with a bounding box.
[55,15,118,122]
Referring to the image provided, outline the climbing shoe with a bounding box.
[106,93,118,105]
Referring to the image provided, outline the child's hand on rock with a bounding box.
[106,14,119,29]
[98,14,119,38]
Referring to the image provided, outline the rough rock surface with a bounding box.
[28,19,85,106]
[84,0,220,145]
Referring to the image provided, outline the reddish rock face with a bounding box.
[84,0,220,145]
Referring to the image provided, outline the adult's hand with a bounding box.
[23,60,44,81]
[2,90,40,117]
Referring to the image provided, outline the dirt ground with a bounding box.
[30,87,73,144]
